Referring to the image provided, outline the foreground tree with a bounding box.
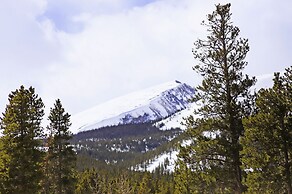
[42,99,76,194]
[0,140,9,192]
[0,86,45,193]
[176,3,255,193]
[241,69,292,194]
[174,158,196,194]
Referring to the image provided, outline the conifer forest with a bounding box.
[0,3,291,194]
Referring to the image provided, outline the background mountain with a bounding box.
[71,80,195,134]
[70,80,197,171]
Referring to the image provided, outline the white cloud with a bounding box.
[0,0,59,111]
[40,0,207,113]
[0,0,292,116]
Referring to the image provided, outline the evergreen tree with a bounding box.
[0,86,45,193]
[114,174,133,194]
[174,159,195,194]
[137,173,151,194]
[241,69,292,194]
[0,140,9,192]
[75,168,99,194]
[42,99,76,194]
[176,3,255,193]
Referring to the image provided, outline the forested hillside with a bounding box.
[72,123,183,169]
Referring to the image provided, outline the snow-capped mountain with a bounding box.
[71,80,195,134]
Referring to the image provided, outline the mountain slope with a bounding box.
[71,80,195,134]
[157,102,198,130]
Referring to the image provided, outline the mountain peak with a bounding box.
[71,81,195,134]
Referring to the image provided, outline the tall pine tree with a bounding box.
[0,86,45,193]
[175,3,255,193]
[241,69,292,194]
[42,99,76,194]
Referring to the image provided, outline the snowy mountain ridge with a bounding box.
[71,80,195,134]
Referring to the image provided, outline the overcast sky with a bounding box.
[0,0,291,116]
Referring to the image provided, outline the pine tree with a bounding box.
[0,140,9,192]
[0,85,45,193]
[137,173,151,194]
[114,174,133,194]
[241,69,292,194]
[174,159,195,194]
[42,99,76,194]
[75,168,100,194]
[176,3,255,193]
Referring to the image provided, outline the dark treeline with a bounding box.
[73,123,177,140]
[75,167,174,194]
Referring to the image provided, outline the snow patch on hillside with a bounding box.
[136,150,178,173]
[137,140,193,173]
[157,102,199,130]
